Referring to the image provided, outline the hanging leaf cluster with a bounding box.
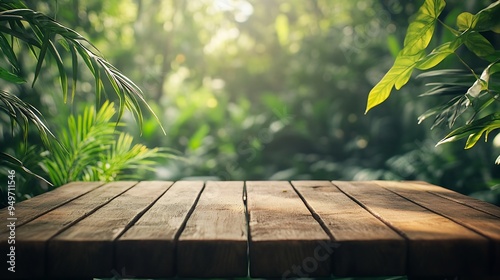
[366,0,500,163]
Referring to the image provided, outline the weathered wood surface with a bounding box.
[116,181,202,278]
[0,181,136,279]
[48,181,170,278]
[177,181,247,277]
[333,181,490,277]
[1,180,499,279]
[291,181,406,276]
[246,181,331,278]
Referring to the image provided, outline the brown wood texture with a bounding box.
[0,181,136,279]
[47,181,169,278]
[404,180,500,218]
[177,181,247,277]
[333,181,491,277]
[291,180,406,276]
[0,181,104,233]
[246,181,331,278]
[2,180,500,279]
[116,181,203,278]
[377,180,500,276]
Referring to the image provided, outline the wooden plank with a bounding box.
[333,181,490,277]
[377,180,500,276]
[177,181,247,277]
[0,181,104,233]
[47,181,171,278]
[291,181,406,277]
[116,181,203,278]
[0,181,137,279]
[246,181,332,278]
[404,180,500,218]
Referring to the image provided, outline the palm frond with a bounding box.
[41,101,171,186]
[0,6,164,132]
[41,101,117,186]
[0,90,54,146]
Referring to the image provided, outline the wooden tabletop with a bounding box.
[1,180,499,279]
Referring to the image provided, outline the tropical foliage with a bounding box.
[367,0,500,164]
[0,0,166,202]
[1,0,499,206]
[41,101,169,186]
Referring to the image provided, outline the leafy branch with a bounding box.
[366,0,500,163]
[0,1,165,136]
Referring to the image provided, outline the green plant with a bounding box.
[366,0,500,163]
[41,101,169,186]
[0,0,163,178]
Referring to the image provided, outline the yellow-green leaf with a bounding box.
[416,39,462,70]
[456,12,475,30]
[366,51,424,113]
[402,0,446,55]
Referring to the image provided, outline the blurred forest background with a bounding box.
[1,0,500,205]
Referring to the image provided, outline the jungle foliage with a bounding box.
[367,0,500,164]
[1,0,499,205]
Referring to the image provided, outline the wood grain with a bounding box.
[0,181,104,233]
[0,181,136,279]
[247,181,331,278]
[47,181,169,278]
[292,180,406,276]
[177,181,247,277]
[333,181,490,277]
[3,180,500,279]
[402,180,500,218]
[116,181,203,278]
[378,180,500,276]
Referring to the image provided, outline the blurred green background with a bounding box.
[2,0,500,204]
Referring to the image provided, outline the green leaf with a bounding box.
[464,32,495,58]
[437,112,500,149]
[366,51,425,113]
[0,66,25,83]
[69,42,78,102]
[32,32,50,87]
[48,40,68,102]
[0,33,20,71]
[473,1,500,32]
[0,152,52,186]
[402,0,446,55]
[0,90,55,147]
[456,12,475,30]
[416,39,462,70]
